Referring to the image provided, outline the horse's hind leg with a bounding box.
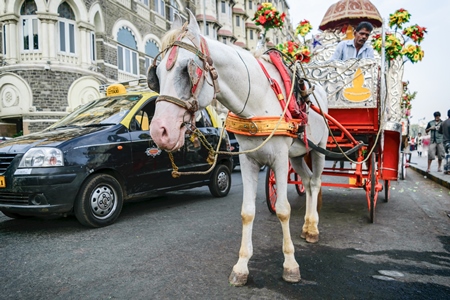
[229,156,260,286]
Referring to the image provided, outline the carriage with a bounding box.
[265,28,405,224]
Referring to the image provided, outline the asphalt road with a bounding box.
[1,168,449,299]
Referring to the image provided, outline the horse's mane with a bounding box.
[161,28,184,57]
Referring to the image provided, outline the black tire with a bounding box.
[384,180,390,202]
[369,152,376,223]
[1,210,32,219]
[74,174,123,228]
[209,164,231,197]
[265,168,276,214]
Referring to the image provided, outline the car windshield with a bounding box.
[47,94,143,129]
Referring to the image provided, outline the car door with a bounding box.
[127,99,184,196]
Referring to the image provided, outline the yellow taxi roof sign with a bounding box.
[106,84,127,96]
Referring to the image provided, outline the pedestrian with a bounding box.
[416,132,423,157]
[438,109,450,174]
[425,111,445,172]
[331,21,375,60]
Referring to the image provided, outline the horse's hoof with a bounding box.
[229,270,248,286]
[283,267,301,283]
[300,231,307,239]
[306,233,319,244]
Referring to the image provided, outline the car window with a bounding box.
[196,109,213,128]
[130,100,155,132]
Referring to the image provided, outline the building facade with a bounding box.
[0,0,291,135]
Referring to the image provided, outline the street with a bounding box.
[1,167,449,299]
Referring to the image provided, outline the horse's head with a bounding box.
[147,9,219,152]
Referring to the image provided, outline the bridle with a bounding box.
[147,25,220,127]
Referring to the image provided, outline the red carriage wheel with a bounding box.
[265,168,277,214]
[294,173,305,196]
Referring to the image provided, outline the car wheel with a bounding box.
[1,210,32,219]
[74,174,123,228]
[209,164,231,197]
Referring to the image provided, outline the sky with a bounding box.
[286,0,449,127]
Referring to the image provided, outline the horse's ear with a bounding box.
[186,8,201,36]
[171,13,183,30]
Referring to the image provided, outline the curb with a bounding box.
[409,165,450,190]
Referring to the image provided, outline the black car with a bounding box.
[0,85,232,227]
[227,131,240,170]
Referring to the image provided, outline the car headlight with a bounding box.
[19,148,64,168]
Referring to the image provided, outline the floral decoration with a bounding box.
[372,8,427,64]
[403,24,427,44]
[401,44,424,63]
[389,8,411,29]
[295,20,313,37]
[253,2,286,30]
[401,81,417,118]
[276,41,312,63]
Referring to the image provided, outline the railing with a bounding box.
[20,52,43,62]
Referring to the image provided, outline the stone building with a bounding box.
[0,0,292,135]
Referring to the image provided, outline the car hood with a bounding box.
[0,127,106,153]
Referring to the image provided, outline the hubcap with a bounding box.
[217,171,229,192]
[90,185,117,219]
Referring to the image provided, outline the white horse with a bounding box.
[148,12,328,286]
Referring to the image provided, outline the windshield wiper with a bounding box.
[53,125,81,129]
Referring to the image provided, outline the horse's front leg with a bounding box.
[229,155,260,286]
[274,163,301,283]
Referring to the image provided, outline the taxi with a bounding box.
[0,80,232,227]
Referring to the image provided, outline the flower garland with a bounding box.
[389,8,411,28]
[252,2,285,30]
[372,8,427,64]
[295,20,312,37]
[276,41,312,63]
[403,24,427,44]
[401,81,417,117]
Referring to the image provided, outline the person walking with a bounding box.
[438,109,450,174]
[425,111,445,172]
[416,132,423,157]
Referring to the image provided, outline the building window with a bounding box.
[236,16,240,27]
[249,0,252,10]
[20,0,39,51]
[222,37,226,44]
[154,0,165,16]
[144,40,160,71]
[250,29,254,40]
[166,0,179,22]
[221,1,225,13]
[90,32,96,62]
[117,27,139,76]
[58,2,76,54]
[206,23,210,35]
[141,0,149,6]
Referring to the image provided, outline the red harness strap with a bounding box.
[257,60,293,121]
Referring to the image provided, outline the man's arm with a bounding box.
[425,122,434,133]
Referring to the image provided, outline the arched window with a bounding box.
[144,40,160,70]
[20,0,39,51]
[117,27,138,75]
[58,2,76,54]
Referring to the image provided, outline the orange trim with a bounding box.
[225,112,301,138]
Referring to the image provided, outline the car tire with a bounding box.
[208,164,231,197]
[74,174,123,228]
[1,210,32,219]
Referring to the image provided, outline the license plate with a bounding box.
[0,176,5,188]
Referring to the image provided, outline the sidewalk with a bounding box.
[407,152,450,189]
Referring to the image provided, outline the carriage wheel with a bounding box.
[384,180,390,202]
[366,152,379,223]
[294,173,305,196]
[265,168,277,214]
